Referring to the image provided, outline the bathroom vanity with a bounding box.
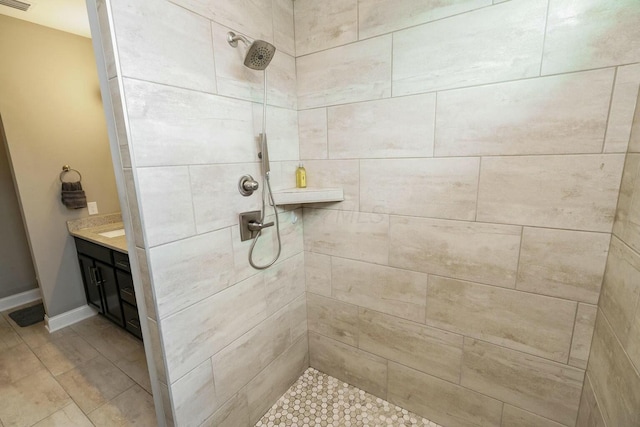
[67,214,142,340]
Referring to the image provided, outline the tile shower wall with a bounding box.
[576,88,640,426]
[99,0,306,425]
[296,1,640,426]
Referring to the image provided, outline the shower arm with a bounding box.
[227,32,251,48]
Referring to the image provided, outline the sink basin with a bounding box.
[98,229,126,238]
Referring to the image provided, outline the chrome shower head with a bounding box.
[227,31,276,71]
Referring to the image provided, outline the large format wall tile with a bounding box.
[360,158,479,220]
[309,333,387,398]
[516,227,610,304]
[298,109,327,160]
[301,160,360,211]
[304,208,389,265]
[359,309,463,383]
[389,217,520,287]
[576,375,606,427]
[501,404,565,427]
[171,0,273,43]
[171,360,217,427]
[273,0,295,56]
[435,69,615,156]
[124,78,255,167]
[587,312,640,427]
[136,166,196,247]
[599,236,640,345]
[332,258,427,322]
[252,105,299,162]
[462,339,584,426]
[263,253,305,316]
[542,0,640,75]
[477,155,625,232]
[388,362,502,427]
[307,293,358,347]
[149,229,234,318]
[569,304,597,370]
[162,274,267,382]
[327,94,435,159]
[294,0,357,56]
[359,0,491,39]
[604,64,640,153]
[112,0,216,93]
[190,163,262,233]
[212,307,291,403]
[392,0,547,95]
[247,336,309,425]
[304,251,331,297]
[204,390,249,427]
[290,294,308,343]
[613,154,640,253]
[297,36,392,109]
[427,276,576,362]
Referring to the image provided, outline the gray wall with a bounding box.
[0,15,120,317]
[294,1,640,426]
[0,119,36,299]
[577,88,640,426]
[100,0,306,425]
[95,0,640,425]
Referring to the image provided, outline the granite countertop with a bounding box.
[67,213,128,254]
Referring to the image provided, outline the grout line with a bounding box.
[307,204,614,236]
[474,157,482,222]
[209,21,219,95]
[186,166,198,233]
[297,62,640,112]
[598,308,640,378]
[432,92,438,157]
[310,285,582,369]
[513,225,525,287]
[567,301,580,365]
[538,0,552,76]
[602,67,619,153]
[295,1,500,59]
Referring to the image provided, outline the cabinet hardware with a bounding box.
[96,267,105,285]
[89,267,100,286]
[116,261,130,270]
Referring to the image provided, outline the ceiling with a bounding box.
[0,0,91,38]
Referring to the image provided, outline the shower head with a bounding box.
[227,31,276,71]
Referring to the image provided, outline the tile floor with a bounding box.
[0,301,156,427]
[256,368,441,427]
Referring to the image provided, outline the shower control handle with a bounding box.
[238,175,259,196]
[247,220,274,232]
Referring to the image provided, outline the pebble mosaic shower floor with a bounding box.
[255,368,442,427]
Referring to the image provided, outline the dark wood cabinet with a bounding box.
[74,237,141,339]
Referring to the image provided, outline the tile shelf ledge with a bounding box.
[271,187,344,205]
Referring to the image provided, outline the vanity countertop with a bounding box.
[67,213,128,254]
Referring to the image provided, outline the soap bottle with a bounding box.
[295,163,307,188]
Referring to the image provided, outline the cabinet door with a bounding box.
[116,270,137,307]
[95,261,124,327]
[78,254,103,312]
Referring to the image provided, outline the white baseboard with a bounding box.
[45,305,98,333]
[0,289,42,312]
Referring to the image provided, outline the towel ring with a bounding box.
[60,165,82,183]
